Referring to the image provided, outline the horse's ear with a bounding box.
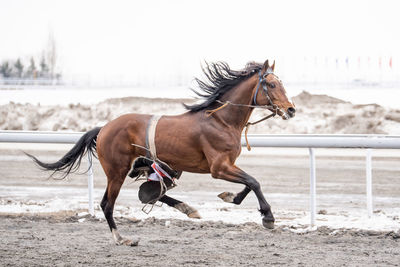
[271,60,275,72]
[263,60,270,71]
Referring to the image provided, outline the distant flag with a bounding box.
[379,57,382,69]
[389,57,393,69]
[358,56,361,69]
[345,57,349,68]
[368,56,371,67]
[335,58,339,69]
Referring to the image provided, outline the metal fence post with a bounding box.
[366,149,373,218]
[309,148,316,226]
[87,153,95,216]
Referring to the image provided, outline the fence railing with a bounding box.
[1,131,399,226]
[0,78,63,86]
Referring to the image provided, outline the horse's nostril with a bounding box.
[287,107,296,114]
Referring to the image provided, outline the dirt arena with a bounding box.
[1,213,399,267]
[1,144,399,266]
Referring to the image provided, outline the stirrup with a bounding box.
[141,202,163,215]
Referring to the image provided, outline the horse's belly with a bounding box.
[157,148,210,174]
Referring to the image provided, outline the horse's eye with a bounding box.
[269,83,275,88]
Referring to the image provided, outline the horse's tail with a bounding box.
[25,127,102,178]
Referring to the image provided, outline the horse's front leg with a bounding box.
[218,186,251,204]
[210,162,275,229]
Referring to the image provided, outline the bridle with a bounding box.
[205,68,281,116]
[253,68,277,110]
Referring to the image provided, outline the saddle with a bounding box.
[129,157,182,204]
[128,157,180,180]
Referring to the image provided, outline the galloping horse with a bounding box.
[27,60,295,246]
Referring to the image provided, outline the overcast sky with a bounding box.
[1,0,399,81]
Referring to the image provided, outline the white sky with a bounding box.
[0,0,399,81]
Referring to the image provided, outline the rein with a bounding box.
[205,69,279,151]
[244,110,276,151]
[205,100,273,117]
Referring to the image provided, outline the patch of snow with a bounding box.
[1,185,399,232]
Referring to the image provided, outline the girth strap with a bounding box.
[145,115,162,159]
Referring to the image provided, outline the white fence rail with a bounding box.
[1,131,400,225]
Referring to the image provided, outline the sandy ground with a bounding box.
[0,145,400,266]
[1,213,399,267]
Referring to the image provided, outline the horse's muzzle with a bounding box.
[287,107,296,118]
[281,107,296,120]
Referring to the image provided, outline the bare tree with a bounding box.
[47,30,57,79]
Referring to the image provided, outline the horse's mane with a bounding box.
[184,61,263,112]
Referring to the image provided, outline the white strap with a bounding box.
[148,115,162,159]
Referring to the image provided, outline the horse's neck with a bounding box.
[217,76,257,131]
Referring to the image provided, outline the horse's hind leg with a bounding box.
[218,186,251,204]
[101,176,139,246]
[159,195,201,219]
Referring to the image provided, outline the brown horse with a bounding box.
[27,60,295,246]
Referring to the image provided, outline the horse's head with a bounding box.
[253,60,296,120]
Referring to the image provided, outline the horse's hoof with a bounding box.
[112,229,140,246]
[175,203,201,219]
[117,238,140,247]
[187,211,202,219]
[218,192,236,203]
[262,218,275,229]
